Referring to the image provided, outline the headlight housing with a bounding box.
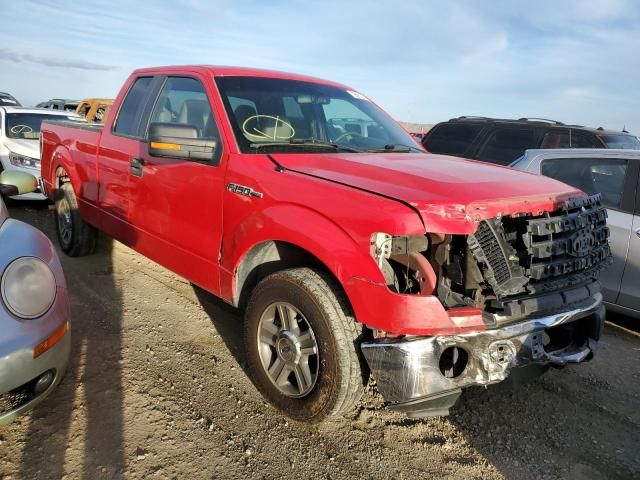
[8,151,40,170]
[370,232,437,295]
[2,257,56,319]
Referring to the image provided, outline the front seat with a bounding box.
[178,99,211,136]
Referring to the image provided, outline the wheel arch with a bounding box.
[234,240,354,314]
[49,145,79,194]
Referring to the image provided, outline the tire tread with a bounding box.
[55,183,98,257]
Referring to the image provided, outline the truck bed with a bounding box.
[40,119,104,202]
[44,119,104,133]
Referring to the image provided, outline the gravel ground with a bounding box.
[1,204,639,480]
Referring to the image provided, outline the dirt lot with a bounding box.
[1,204,639,480]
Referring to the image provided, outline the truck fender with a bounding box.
[223,204,384,307]
[49,145,80,195]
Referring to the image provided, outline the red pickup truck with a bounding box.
[40,65,610,422]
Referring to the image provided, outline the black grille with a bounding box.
[523,194,611,290]
[468,194,611,310]
[468,219,528,297]
[1,376,42,416]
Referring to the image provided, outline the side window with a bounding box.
[149,77,217,139]
[423,124,483,155]
[476,127,539,165]
[322,98,389,142]
[540,129,570,148]
[571,131,601,148]
[541,157,628,209]
[114,76,153,137]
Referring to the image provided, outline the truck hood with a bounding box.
[272,152,584,234]
[2,138,39,159]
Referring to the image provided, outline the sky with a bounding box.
[1,0,639,133]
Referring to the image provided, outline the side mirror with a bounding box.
[0,171,38,197]
[148,123,217,164]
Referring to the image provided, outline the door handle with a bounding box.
[635,228,640,239]
[130,157,144,177]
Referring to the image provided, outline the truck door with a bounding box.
[97,75,158,244]
[130,75,226,293]
[540,156,639,304]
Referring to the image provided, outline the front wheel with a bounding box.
[54,182,98,256]
[244,268,365,423]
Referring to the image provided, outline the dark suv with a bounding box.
[422,117,640,165]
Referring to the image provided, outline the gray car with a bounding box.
[511,148,640,318]
[0,171,70,425]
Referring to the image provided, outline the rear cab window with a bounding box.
[423,123,483,155]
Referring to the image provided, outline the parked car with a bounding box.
[0,170,70,425]
[423,116,640,166]
[36,99,80,113]
[0,106,81,200]
[76,98,114,124]
[0,92,21,107]
[41,66,610,422]
[511,148,640,319]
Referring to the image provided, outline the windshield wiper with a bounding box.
[366,143,422,153]
[249,139,362,153]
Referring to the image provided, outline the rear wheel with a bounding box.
[54,182,98,256]
[244,268,365,423]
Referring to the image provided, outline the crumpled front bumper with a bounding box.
[361,293,605,417]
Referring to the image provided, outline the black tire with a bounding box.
[244,268,365,423]
[54,182,98,256]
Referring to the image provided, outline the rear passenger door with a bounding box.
[475,127,541,165]
[132,74,226,292]
[540,156,639,304]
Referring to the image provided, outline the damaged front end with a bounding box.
[362,194,611,417]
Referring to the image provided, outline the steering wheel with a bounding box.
[333,131,364,143]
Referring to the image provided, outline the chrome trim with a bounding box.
[361,294,605,412]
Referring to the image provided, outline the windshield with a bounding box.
[5,113,76,140]
[215,76,420,153]
[599,134,640,150]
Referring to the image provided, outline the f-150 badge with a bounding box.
[227,183,263,198]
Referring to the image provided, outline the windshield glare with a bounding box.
[5,113,76,140]
[215,76,418,153]
[599,134,640,150]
